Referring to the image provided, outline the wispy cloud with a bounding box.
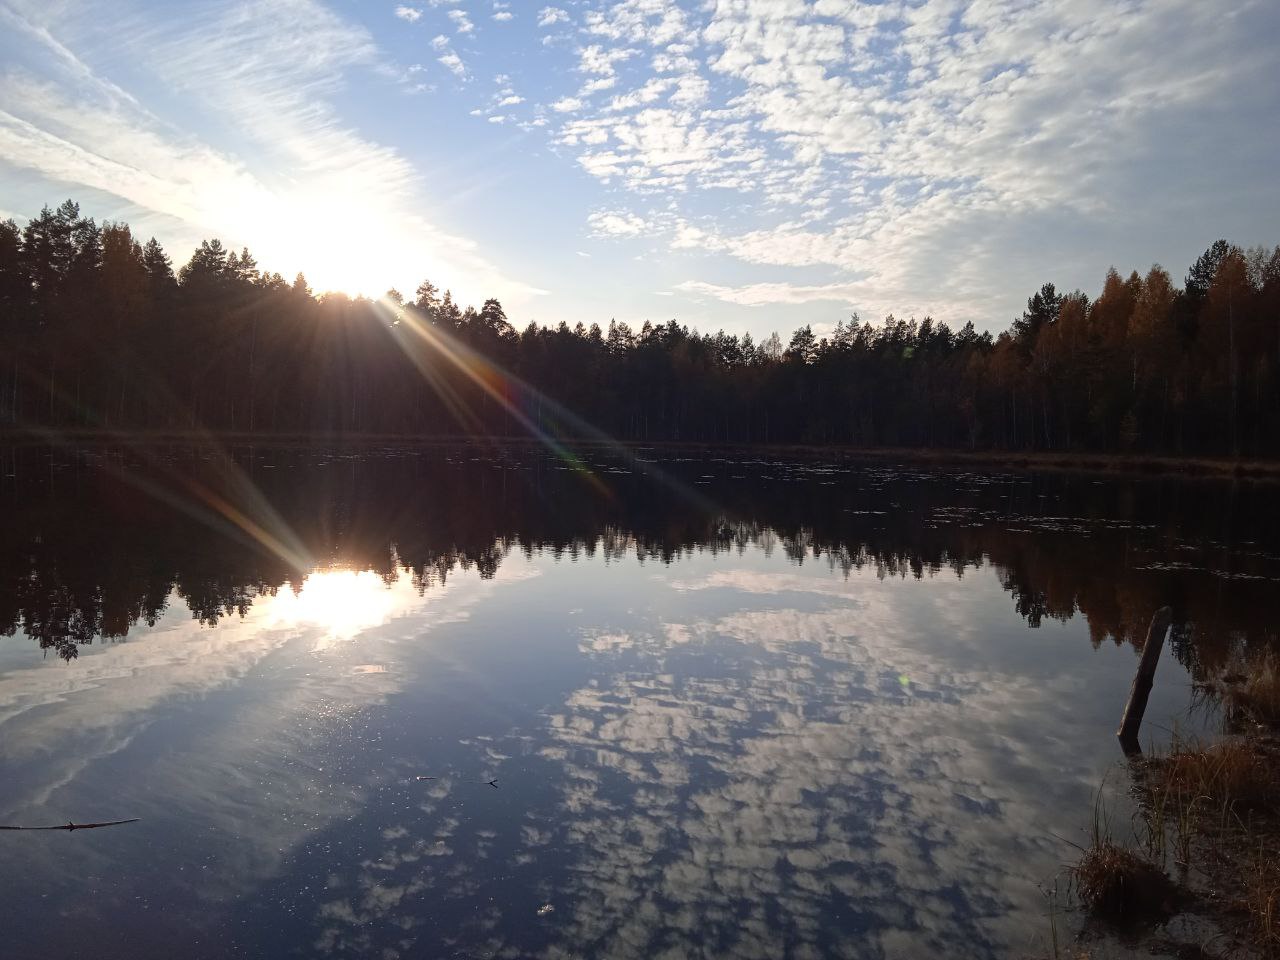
[0,0,540,305]
[676,280,864,308]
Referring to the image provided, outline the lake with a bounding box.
[1,444,1277,959]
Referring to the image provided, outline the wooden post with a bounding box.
[1117,606,1173,754]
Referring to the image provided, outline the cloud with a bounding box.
[533,0,1280,328]
[587,209,649,238]
[0,0,540,306]
[676,279,863,307]
[437,50,466,78]
[584,0,689,47]
[431,33,468,79]
[577,43,634,76]
[3,0,1276,331]
[447,9,474,34]
[537,6,569,28]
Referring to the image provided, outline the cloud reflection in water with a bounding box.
[530,568,1120,960]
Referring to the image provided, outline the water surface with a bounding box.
[1,445,1277,959]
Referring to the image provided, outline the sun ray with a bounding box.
[374,298,716,512]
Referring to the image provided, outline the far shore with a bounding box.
[4,428,1280,480]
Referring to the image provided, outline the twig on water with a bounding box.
[412,776,499,788]
[0,819,141,832]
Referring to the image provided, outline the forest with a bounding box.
[2,199,1278,457]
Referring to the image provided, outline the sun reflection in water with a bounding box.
[262,569,406,648]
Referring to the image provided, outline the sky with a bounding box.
[0,0,1277,338]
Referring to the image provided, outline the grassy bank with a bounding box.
[1067,651,1280,957]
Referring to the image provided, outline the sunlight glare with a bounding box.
[263,568,403,647]
[236,182,452,299]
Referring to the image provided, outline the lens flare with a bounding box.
[374,297,716,513]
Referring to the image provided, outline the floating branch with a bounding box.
[0,819,141,832]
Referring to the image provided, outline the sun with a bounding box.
[230,184,439,299]
[259,207,399,298]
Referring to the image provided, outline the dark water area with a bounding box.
[1,444,1278,959]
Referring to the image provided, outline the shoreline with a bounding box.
[4,429,1280,479]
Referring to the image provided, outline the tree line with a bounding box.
[2,199,1278,457]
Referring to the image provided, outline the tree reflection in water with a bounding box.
[3,445,1275,673]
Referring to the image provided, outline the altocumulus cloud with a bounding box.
[537,0,1280,328]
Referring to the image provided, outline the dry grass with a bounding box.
[1246,854,1280,954]
[1220,652,1280,729]
[1156,738,1279,816]
[1072,648,1280,958]
[1134,732,1280,957]
[1073,841,1178,923]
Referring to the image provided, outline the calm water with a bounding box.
[1,445,1278,959]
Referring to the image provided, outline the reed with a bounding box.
[1073,841,1177,923]
[1221,651,1280,729]
[1246,852,1280,955]
[1072,787,1178,923]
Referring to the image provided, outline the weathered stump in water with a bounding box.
[1117,606,1173,755]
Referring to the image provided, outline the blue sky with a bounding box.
[1,0,1277,338]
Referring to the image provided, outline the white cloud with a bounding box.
[676,279,863,307]
[437,51,466,78]
[447,9,474,34]
[430,33,467,79]
[393,5,422,23]
[587,209,649,237]
[534,0,1280,327]
[584,0,689,47]
[577,43,635,76]
[579,76,616,95]
[537,6,569,28]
